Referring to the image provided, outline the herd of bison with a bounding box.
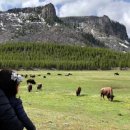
[21,72,120,102]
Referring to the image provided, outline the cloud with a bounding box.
[96,1,130,37]
[55,0,130,37]
[0,0,130,37]
[53,0,130,37]
[58,0,111,16]
[0,0,22,10]
[22,0,40,7]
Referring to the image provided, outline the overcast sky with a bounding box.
[0,0,130,37]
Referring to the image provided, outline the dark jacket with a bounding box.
[0,89,24,130]
[9,97,36,130]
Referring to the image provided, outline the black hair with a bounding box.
[0,69,19,97]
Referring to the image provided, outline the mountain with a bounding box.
[0,3,130,52]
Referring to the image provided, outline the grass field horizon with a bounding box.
[19,70,130,130]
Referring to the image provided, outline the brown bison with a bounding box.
[76,87,81,96]
[100,87,114,101]
[27,79,36,84]
[28,84,32,92]
[37,83,42,90]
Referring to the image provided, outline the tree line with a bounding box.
[0,42,130,70]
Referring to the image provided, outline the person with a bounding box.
[0,69,36,130]
[0,87,24,130]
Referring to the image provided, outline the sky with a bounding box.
[0,0,130,37]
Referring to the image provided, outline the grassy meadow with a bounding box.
[18,70,130,130]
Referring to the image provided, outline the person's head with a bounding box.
[0,69,23,97]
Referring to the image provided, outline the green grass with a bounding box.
[19,70,130,130]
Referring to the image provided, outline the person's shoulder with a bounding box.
[15,97,23,104]
[10,96,22,105]
[17,96,22,102]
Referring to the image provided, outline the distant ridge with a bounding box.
[0,3,129,52]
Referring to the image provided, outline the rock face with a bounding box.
[0,3,130,52]
[61,15,130,51]
[7,3,57,24]
[41,3,57,24]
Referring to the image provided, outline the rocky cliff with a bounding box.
[61,15,130,51]
[0,3,130,52]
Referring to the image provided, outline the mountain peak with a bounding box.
[0,3,129,52]
[41,3,57,24]
[6,3,55,14]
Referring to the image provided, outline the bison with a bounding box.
[30,74,35,78]
[28,84,32,92]
[57,73,62,76]
[114,72,119,75]
[68,73,72,75]
[65,73,72,76]
[100,87,114,101]
[47,72,51,75]
[43,76,46,78]
[27,79,36,84]
[76,87,81,96]
[24,74,28,78]
[37,83,43,90]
